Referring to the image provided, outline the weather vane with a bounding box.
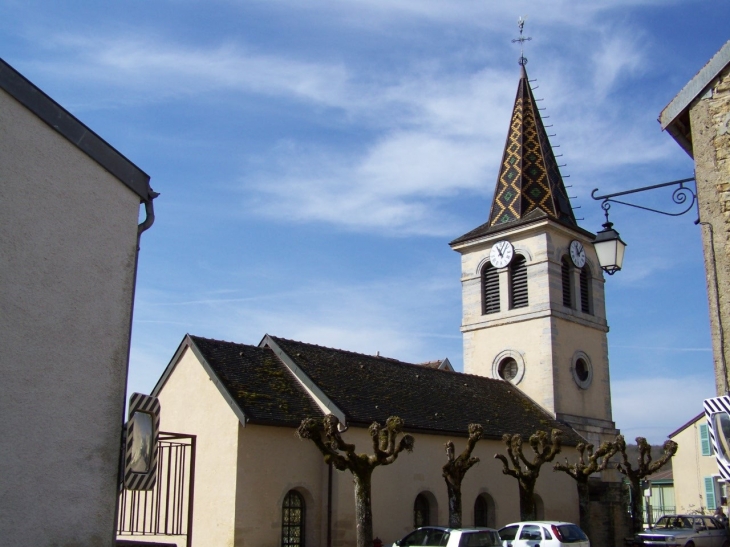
[511,16,531,66]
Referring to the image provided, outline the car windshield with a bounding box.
[654,517,693,530]
[555,525,588,542]
[399,528,451,546]
[459,531,501,547]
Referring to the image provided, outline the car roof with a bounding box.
[501,522,577,527]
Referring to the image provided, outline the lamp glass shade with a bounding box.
[593,225,626,274]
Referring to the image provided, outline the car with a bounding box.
[499,521,590,547]
[392,526,502,547]
[634,515,729,547]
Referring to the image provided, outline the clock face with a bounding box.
[489,240,514,268]
[569,240,587,268]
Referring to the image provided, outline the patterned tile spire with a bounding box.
[487,62,577,227]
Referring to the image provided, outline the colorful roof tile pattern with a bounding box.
[488,65,576,227]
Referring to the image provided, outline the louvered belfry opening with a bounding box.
[580,265,591,314]
[561,257,572,308]
[510,255,528,309]
[482,262,500,314]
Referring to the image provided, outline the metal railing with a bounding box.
[117,432,196,547]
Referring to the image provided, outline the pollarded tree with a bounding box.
[615,435,678,535]
[443,423,484,528]
[554,441,617,540]
[495,429,563,521]
[297,414,414,547]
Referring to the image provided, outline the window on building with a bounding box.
[580,265,591,314]
[282,490,305,547]
[414,493,430,528]
[482,262,500,315]
[705,476,718,510]
[561,257,572,308]
[498,358,519,382]
[700,423,714,456]
[510,255,528,309]
[575,359,589,382]
[474,493,495,528]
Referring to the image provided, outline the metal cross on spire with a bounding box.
[511,16,532,66]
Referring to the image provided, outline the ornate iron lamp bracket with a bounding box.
[591,176,698,223]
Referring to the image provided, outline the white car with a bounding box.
[393,526,502,547]
[499,521,590,547]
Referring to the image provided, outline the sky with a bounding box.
[2,0,728,444]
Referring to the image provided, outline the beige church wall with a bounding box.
[671,419,720,513]
[464,316,558,414]
[550,317,613,425]
[155,346,242,547]
[233,423,327,547]
[307,427,578,546]
[0,87,141,546]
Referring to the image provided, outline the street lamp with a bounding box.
[590,176,697,276]
[593,218,627,275]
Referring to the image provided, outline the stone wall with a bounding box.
[588,480,632,547]
[690,64,730,396]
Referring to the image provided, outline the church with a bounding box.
[145,59,621,547]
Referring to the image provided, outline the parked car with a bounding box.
[499,521,590,547]
[634,515,729,547]
[393,526,502,547]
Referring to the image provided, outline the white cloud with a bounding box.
[35,34,350,107]
[611,376,715,444]
[591,31,644,99]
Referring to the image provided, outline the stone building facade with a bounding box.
[660,40,730,395]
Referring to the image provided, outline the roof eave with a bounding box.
[151,334,250,427]
[659,40,730,156]
[0,57,153,202]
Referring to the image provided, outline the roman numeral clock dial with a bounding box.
[489,240,514,268]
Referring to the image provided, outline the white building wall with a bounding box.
[0,86,141,547]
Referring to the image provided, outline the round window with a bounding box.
[498,358,519,381]
[575,358,589,382]
[571,352,593,389]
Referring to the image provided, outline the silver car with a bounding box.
[636,515,729,547]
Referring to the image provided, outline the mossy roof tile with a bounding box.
[189,335,323,427]
[267,336,583,444]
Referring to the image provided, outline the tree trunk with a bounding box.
[354,469,374,547]
[447,480,462,528]
[628,477,643,535]
[519,481,536,521]
[576,480,591,541]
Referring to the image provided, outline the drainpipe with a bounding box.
[113,190,159,540]
[698,220,729,395]
[327,462,333,547]
[137,191,160,239]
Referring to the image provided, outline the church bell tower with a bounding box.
[449,57,618,446]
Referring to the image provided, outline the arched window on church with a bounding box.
[580,265,591,314]
[414,493,431,528]
[482,262,500,315]
[474,493,495,527]
[510,255,528,309]
[561,256,572,308]
[282,490,305,547]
